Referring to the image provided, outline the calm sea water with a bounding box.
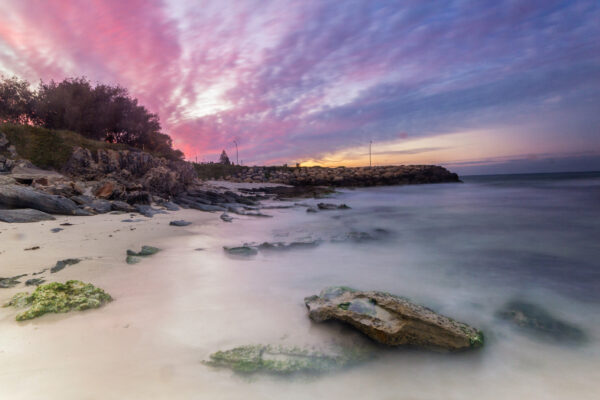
[3,171,599,399]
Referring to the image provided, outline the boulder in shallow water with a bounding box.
[220,213,233,222]
[305,287,484,350]
[496,300,586,343]
[3,280,112,321]
[205,344,374,375]
[0,208,56,223]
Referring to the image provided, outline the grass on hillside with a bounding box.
[0,123,131,170]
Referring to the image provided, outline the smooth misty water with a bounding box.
[3,172,599,399]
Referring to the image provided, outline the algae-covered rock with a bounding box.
[205,344,374,375]
[305,286,484,351]
[3,280,112,321]
[126,245,160,264]
[497,300,586,344]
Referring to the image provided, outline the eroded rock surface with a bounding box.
[305,287,484,350]
[0,208,56,223]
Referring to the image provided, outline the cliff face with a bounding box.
[223,165,460,186]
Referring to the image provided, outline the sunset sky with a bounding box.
[1,0,598,174]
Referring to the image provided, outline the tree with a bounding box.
[219,150,231,165]
[0,76,36,124]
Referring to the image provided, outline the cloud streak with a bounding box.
[0,0,598,173]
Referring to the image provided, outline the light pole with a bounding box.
[233,139,239,165]
[369,140,372,167]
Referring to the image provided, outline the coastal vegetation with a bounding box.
[0,76,183,161]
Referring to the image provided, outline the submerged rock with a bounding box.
[317,203,350,210]
[169,220,192,227]
[205,344,374,375]
[3,280,112,321]
[0,274,27,288]
[305,287,484,351]
[257,240,321,252]
[497,300,586,343]
[126,245,160,264]
[223,246,258,257]
[25,278,45,286]
[50,258,81,273]
[0,208,56,223]
[50,228,63,233]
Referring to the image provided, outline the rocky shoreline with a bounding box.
[1,129,461,222]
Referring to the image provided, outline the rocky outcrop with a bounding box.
[0,185,90,216]
[305,287,484,350]
[224,165,460,187]
[63,147,195,197]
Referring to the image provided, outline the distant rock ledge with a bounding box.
[221,165,460,187]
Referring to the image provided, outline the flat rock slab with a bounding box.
[305,287,484,351]
[0,208,56,223]
[0,184,88,215]
[126,245,160,264]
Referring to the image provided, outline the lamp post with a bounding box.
[233,139,239,165]
[369,140,372,167]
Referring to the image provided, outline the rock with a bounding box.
[0,185,90,215]
[24,246,40,251]
[126,245,160,264]
[169,220,191,227]
[135,204,167,218]
[25,278,45,286]
[205,344,374,375]
[220,213,233,222]
[223,246,258,257]
[257,240,321,251]
[111,200,136,212]
[3,280,112,321]
[89,199,112,214]
[331,228,392,244]
[0,274,27,288]
[162,201,180,211]
[317,203,350,210]
[50,258,81,273]
[70,195,94,206]
[496,300,586,343]
[50,228,63,233]
[305,287,484,350]
[94,181,115,199]
[0,209,56,223]
[121,218,144,223]
[306,207,318,213]
[126,191,151,205]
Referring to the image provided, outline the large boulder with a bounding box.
[305,287,484,351]
[0,184,88,215]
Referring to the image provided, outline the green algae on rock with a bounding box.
[305,286,484,351]
[126,245,160,264]
[3,280,112,321]
[205,344,375,375]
